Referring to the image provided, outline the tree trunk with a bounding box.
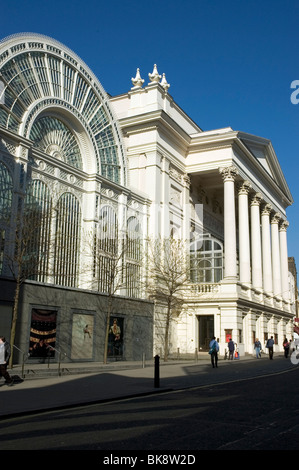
[164,298,172,362]
[103,296,113,364]
[8,276,21,368]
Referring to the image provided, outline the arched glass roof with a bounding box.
[0,33,126,184]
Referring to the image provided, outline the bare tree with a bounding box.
[5,197,52,367]
[146,236,191,361]
[89,217,143,363]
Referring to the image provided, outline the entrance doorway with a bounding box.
[198,315,214,351]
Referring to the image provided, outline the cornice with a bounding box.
[119,109,192,156]
[0,124,32,148]
[119,109,190,141]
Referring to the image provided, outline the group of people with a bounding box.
[254,336,295,360]
[209,334,296,368]
[209,336,238,368]
[253,337,275,359]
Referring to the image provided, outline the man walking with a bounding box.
[266,336,274,360]
[228,338,235,360]
[0,336,14,385]
[209,336,219,368]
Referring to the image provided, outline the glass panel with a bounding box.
[30,116,83,169]
[24,180,52,282]
[0,162,13,220]
[54,192,81,287]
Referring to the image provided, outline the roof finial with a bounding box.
[131,68,144,89]
[148,64,161,84]
[160,73,170,92]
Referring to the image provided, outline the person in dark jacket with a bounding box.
[228,338,235,360]
[266,336,274,360]
[209,337,219,368]
[283,338,290,358]
[0,336,13,385]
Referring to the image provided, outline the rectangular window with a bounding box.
[108,316,124,359]
[29,309,57,360]
[71,313,94,360]
[225,329,232,342]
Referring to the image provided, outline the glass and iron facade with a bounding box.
[0,33,151,363]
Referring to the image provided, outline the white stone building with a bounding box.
[0,33,295,362]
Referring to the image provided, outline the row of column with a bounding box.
[220,166,290,301]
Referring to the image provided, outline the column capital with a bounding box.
[261,203,272,216]
[219,165,238,182]
[250,192,263,206]
[279,220,289,232]
[271,212,282,224]
[238,180,251,195]
[183,174,191,188]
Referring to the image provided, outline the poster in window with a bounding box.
[225,329,232,343]
[108,317,124,358]
[29,309,57,359]
[71,313,94,360]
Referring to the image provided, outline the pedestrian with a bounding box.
[254,338,262,358]
[228,338,235,360]
[283,338,290,358]
[209,336,219,368]
[0,336,13,386]
[266,336,274,360]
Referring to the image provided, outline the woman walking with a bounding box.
[254,338,262,358]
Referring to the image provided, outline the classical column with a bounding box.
[250,193,263,289]
[219,166,238,279]
[279,220,290,301]
[261,204,273,294]
[238,181,251,284]
[271,213,282,297]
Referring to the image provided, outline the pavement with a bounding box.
[0,352,292,419]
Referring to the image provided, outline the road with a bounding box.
[0,356,298,452]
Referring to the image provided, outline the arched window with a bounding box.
[0,35,126,184]
[54,192,81,287]
[94,205,118,293]
[126,216,141,261]
[29,116,83,170]
[24,180,52,281]
[0,162,13,273]
[98,205,118,254]
[190,235,223,283]
[126,216,142,298]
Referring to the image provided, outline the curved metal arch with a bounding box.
[0,33,127,185]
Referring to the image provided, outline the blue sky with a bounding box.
[1,0,299,276]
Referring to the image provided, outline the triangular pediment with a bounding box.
[245,142,273,176]
[238,132,293,205]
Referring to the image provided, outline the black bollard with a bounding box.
[154,354,160,388]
